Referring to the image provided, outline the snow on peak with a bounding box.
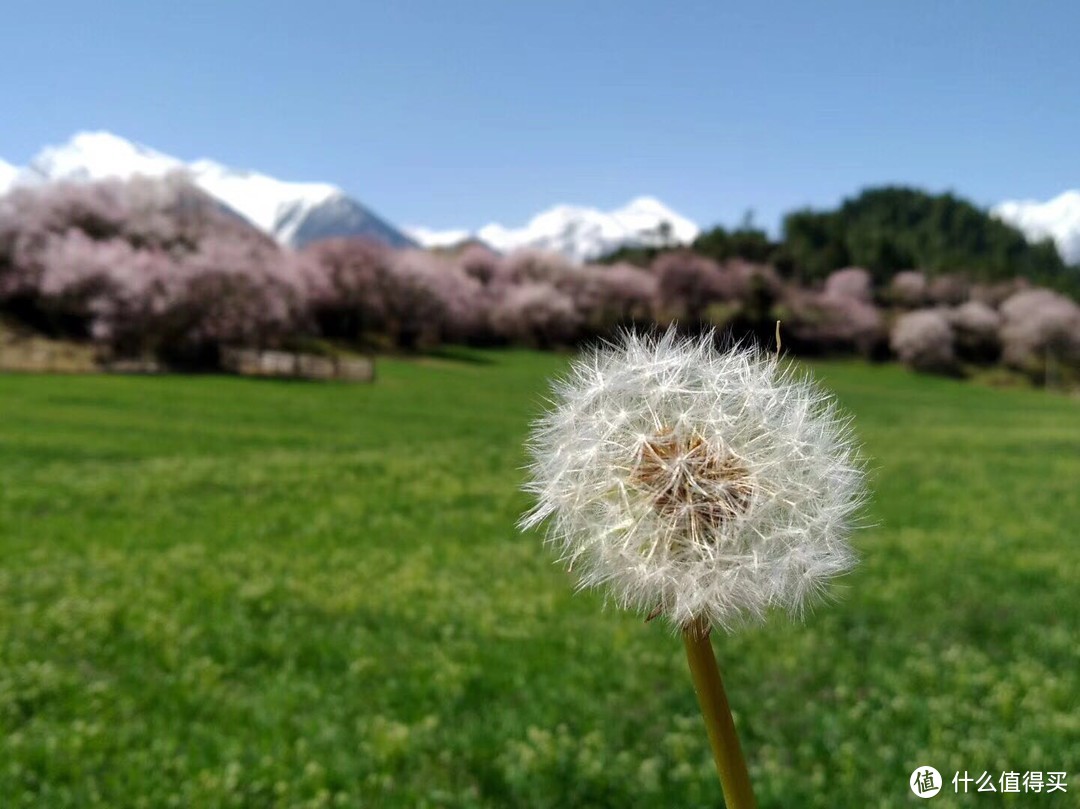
[6,131,350,246]
[404,225,473,249]
[413,196,700,262]
[993,190,1080,264]
[25,130,182,183]
[187,158,341,242]
[617,195,674,215]
[610,196,698,243]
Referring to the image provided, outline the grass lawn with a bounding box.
[0,353,1077,808]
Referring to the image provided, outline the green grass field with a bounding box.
[1,354,1077,808]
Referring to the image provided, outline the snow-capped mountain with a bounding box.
[406,226,473,250]
[4,131,414,249]
[409,196,700,262]
[993,190,1080,265]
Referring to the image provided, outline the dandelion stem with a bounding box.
[682,617,757,809]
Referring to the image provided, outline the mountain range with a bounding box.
[2,131,1078,266]
[0,132,702,262]
[0,132,415,250]
[407,196,701,262]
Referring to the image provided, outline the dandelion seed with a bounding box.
[520,327,868,808]
[521,328,865,632]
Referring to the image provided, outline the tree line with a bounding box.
[0,176,1077,386]
[603,186,1076,295]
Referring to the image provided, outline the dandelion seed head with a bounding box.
[520,328,867,632]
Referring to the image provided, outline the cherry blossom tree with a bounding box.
[890,309,958,374]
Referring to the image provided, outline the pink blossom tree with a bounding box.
[504,249,577,287]
[0,182,129,301]
[490,282,582,349]
[457,243,508,288]
[890,309,958,374]
[0,176,316,363]
[777,282,885,358]
[887,270,928,308]
[379,249,484,348]
[824,267,873,303]
[999,288,1080,381]
[157,233,313,362]
[652,250,731,325]
[926,274,970,306]
[303,238,393,340]
[588,262,657,326]
[948,300,1001,363]
[969,277,1030,308]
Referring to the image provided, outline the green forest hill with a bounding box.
[604,186,1077,295]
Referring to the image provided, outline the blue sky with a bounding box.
[1,1,1077,233]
